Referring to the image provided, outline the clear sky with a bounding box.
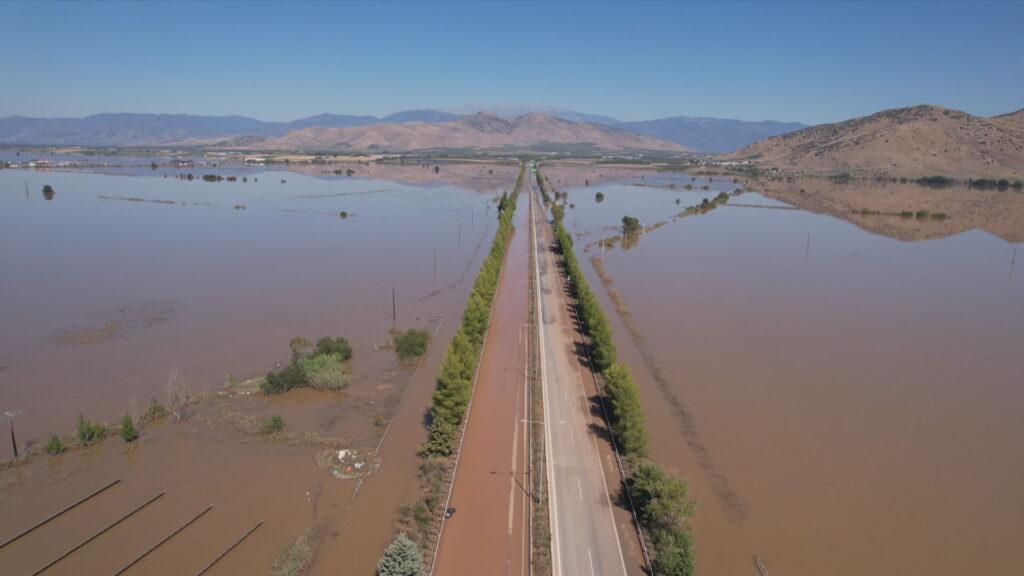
[2,1,1022,125]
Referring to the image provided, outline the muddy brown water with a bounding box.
[0,162,520,573]
[559,172,1024,575]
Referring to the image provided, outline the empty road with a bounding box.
[531,173,634,576]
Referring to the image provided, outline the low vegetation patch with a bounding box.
[394,328,430,360]
[271,527,317,576]
[119,414,139,442]
[299,353,349,390]
[260,414,286,434]
[76,415,106,446]
[144,398,167,422]
[45,433,66,455]
[261,336,352,394]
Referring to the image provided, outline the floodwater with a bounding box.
[556,168,1024,575]
[0,159,520,573]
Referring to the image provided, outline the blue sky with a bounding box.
[2,1,1022,125]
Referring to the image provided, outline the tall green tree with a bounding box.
[377,534,424,576]
[602,364,648,456]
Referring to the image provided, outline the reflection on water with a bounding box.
[562,170,1024,575]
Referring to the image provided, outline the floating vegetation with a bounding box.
[98,195,176,204]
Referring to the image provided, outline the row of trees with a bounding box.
[423,165,523,457]
[544,169,695,576]
[536,169,552,203]
[551,203,617,371]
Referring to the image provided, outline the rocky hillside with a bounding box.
[727,105,1024,179]
[235,112,693,154]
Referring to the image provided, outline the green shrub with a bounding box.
[261,414,286,434]
[315,336,352,361]
[144,398,167,421]
[288,337,314,363]
[119,414,139,442]
[395,329,430,359]
[45,433,66,455]
[261,363,308,395]
[76,415,106,446]
[298,353,349,390]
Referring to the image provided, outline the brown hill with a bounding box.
[226,112,692,154]
[726,105,1024,179]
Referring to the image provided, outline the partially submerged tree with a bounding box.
[622,215,641,236]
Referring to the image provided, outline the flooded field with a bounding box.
[552,166,1024,575]
[0,159,519,573]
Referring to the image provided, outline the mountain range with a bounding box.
[222,112,693,154]
[727,105,1024,179]
[0,108,803,153]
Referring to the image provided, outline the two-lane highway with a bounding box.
[530,172,630,576]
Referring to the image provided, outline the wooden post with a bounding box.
[9,421,17,459]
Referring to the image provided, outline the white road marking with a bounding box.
[578,478,584,502]
[569,426,575,446]
[588,548,596,576]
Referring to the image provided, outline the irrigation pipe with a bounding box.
[31,491,165,576]
[0,478,122,550]
[111,505,213,576]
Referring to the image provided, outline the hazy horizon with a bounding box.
[3,1,1022,125]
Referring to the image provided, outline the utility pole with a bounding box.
[433,249,437,284]
[392,288,397,328]
[1011,247,1018,280]
[805,233,811,263]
